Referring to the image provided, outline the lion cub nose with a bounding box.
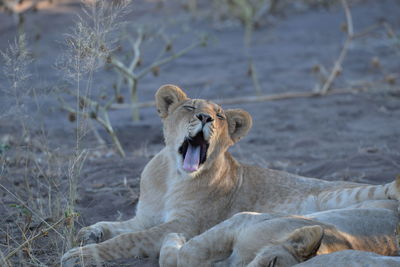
[196,113,214,125]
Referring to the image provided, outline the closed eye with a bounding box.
[183,105,195,111]
[217,113,225,120]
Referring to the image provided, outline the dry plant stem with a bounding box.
[61,102,126,157]
[68,150,87,212]
[249,59,262,95]
[382,22,396,38]
[128,30,143,72]
[130,81,140,121]
[137,40,203,79]
[59,89,126,157]
[235,0,262,96]
[352,23,380,39]
[88,119,106,146]
[341,0,354,36]
[319,0,353,95]
[103,111,126,157]
[319,38,351,94]
[2,217,65,263]
[127,31,143,121]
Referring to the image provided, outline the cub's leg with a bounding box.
[177,212,281,267]
[61,219,193,267]
[316,176,400,211]
[76,217,146,245]
[159,233,186,267]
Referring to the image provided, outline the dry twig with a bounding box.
[319,0,353,95]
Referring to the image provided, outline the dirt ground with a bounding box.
[0,0,399,266]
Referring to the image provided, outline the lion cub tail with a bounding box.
[317,175,400,210]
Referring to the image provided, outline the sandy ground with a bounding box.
[0,0,399,266]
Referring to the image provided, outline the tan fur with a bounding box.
[160,233,186,267]
[61,85,400,266]
[293,250,400,267]
[170,208,398,267]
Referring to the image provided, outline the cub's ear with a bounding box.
[283,225,323,262]
[225,109,252,143]
[155,84,188,118]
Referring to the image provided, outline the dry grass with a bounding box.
[0,0,121,265]
[0,32,79,266]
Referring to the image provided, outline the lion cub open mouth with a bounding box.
[178,131,209,172]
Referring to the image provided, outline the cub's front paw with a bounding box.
[61,246,100,267]
[77,224,105,245]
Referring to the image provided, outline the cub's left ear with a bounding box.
[155,84,188,118]
[283,225,324,262]
[225,109,253,143]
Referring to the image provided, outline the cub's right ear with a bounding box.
[155,84,188,118]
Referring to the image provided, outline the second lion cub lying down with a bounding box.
[160,207,400,267]
[294,250,400,267]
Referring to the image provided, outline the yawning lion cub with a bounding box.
[62,85,400,266]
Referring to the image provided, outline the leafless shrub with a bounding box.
[109,24,208,121]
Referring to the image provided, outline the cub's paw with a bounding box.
[163,232,186,247]
[77,225,105,245]
[160,233,187,267]
[61,246,100,267]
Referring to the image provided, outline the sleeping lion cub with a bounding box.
[160,207,399,266]
[62,85,400,266]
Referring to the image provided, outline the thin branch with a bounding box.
[341,0,353,37]
[319,0,353,95]
[248,60,262,95]
[88,119,106,146]
[128,28,144,72]
[60,100,125,157]
[136,39,204,80]
[103,111,125,157]
[352,23,380,39]
[319,38,351,95]
[60,102,106,132]
[109,57,137,81]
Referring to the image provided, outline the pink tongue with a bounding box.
[183,143,200,172]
